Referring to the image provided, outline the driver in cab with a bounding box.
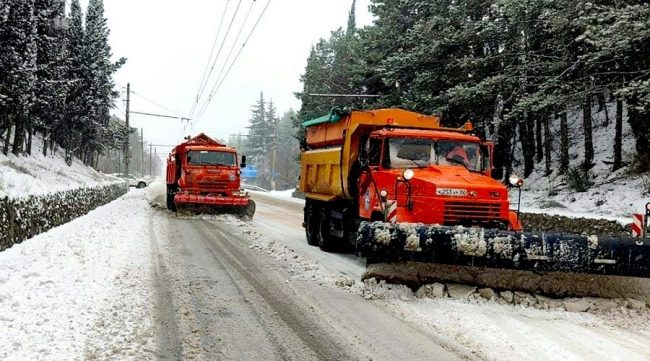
[442,145,471,167]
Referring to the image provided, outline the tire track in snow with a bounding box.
[193,220,351,361]
[148,213,183,360]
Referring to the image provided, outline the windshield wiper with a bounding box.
[410,159,426,168]
[446,156,469,170]
[445,157,482,173]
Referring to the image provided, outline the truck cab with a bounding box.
[177,146,242,196]
[357,128,521,230]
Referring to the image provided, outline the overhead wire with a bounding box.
[131,90,184,118]
[206,0,257,103]
[189,0,245,120]
[188,0,232,118]
[193,0,272,125]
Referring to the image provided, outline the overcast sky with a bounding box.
[78,0,374,149]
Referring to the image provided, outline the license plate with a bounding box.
[437,188,467,197]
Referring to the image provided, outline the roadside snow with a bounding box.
[249,189,305,204]
[512,102,650,223]
[0,133,120,199]
[236,197,650,361]
[0,190,155,360]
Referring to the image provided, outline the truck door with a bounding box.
[358,137,382,219]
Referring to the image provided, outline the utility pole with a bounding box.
[149,144,152,177]
[271,120,277,191]
[154,147,157,176]
[141,128,144,177]
[124,83,130,178]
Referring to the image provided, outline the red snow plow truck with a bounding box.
[166,133,255,218]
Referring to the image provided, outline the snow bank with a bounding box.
[249,189,305,204]
[512,102,650,222]
[0,133,119,199]
[0,190,155,360]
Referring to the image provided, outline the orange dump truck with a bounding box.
[299,108,650,288]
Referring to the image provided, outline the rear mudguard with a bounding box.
[357,221,650,278]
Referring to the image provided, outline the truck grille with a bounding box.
[444,201,501,222]
[198,180,230,188]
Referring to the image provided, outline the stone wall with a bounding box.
[520,212,630,237]
[0,182,127,251]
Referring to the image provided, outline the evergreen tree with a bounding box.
[62,0,86,164]
[82,0,125,164]
[33,0,68,156]
[2,0,38,155]
[246,92,271,188]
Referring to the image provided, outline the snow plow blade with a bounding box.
[358,221,650,299]
[176,198,256,219]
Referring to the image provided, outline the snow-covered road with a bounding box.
[1,187,649,360]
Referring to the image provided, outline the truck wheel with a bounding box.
[241,199,256,219]
[166,188,177,212]
[137,182,146,189]
[318,213,336,252]
[305,207,319,246]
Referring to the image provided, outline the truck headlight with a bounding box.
[380,190,388,199]
[403,169,414,181]
[509,174,524,187]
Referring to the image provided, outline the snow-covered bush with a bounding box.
[565,166,593,193]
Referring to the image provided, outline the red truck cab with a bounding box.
[357,128,521,231]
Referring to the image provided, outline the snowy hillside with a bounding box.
[0,133,121,199]
[513,102,649,222]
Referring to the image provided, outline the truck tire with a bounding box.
[318,212,336,252]
[305,206,319,246]
[166,187,177,212]
[240,199,256,219]
[137,182,146,189]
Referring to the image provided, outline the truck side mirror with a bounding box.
[491,167,503,180]
[241,155,247,168]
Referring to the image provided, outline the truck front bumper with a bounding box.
[174,193,250,207]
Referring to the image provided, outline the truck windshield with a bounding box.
[384,138,485,172]
[187,151,236,166]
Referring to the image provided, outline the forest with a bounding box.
[0,0,125,166]
[296,0,650,181]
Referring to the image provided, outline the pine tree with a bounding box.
[62,0,86,164]
[34,0,68,156]
[247,92,271,188]
[0,2,11,152]
[2,0,38,155]
[347,0,357,35]
[83,0,125,164]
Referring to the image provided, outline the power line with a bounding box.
[207,0,257,103]
[193,0,272,124]
[188,0,231,118]
[189,0,245,119]
[130,111,190,121]
[131,90,184,118]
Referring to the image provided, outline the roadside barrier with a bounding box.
[0,182,127,251]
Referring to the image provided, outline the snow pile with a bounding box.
[389,295,650,361]
[512,102,650,222]
[0,133,120,199]
[249,189,305,204]
[0,190,155,360]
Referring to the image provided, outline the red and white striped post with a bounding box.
[385,200,398,223]
[632,214,644,238]
[633,202,650,239]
